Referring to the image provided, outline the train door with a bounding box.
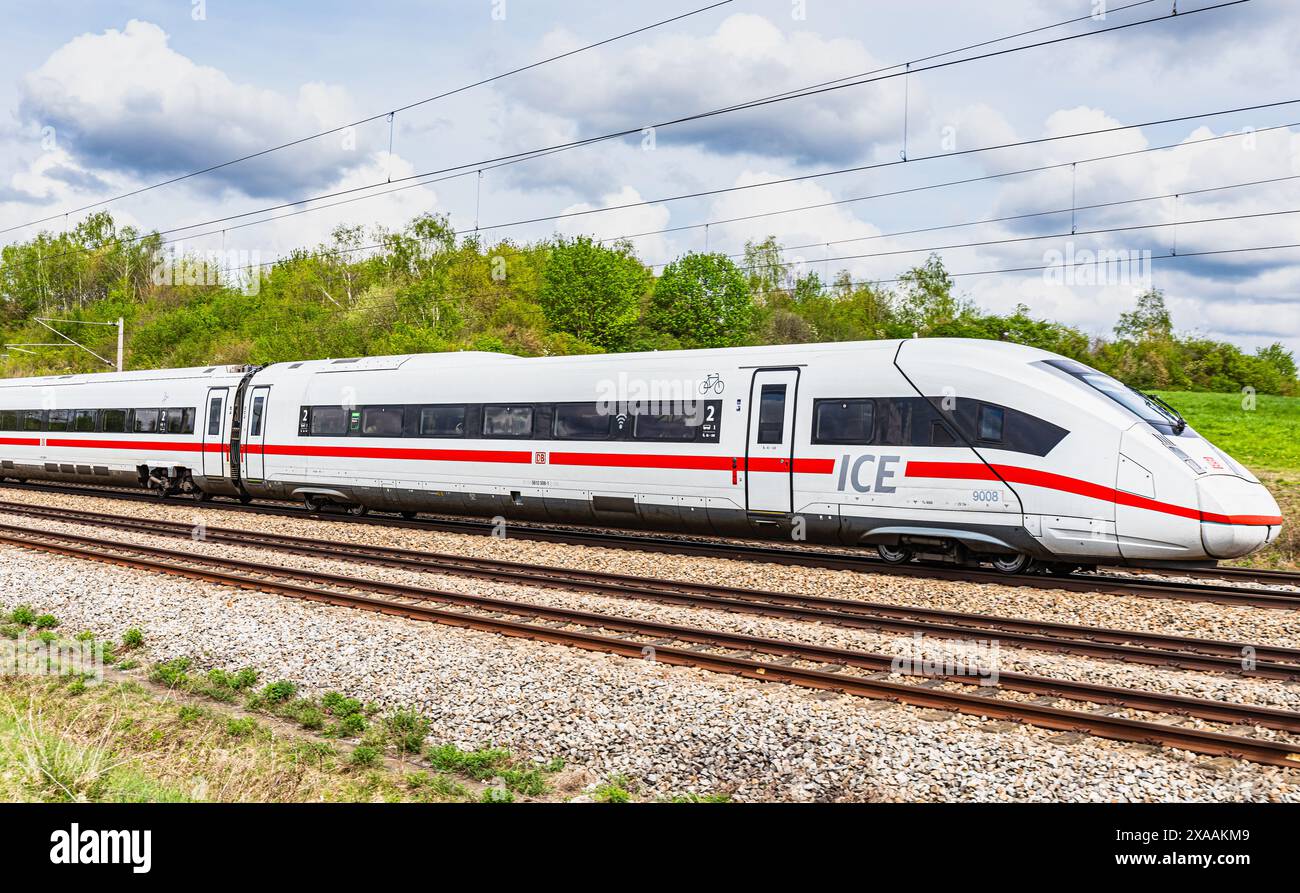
[242,385,270,483]
[745,369,799,513]
[201,388,230,480]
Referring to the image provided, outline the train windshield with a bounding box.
[1041,359,1186,435]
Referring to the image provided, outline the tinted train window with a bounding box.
[164,408,194,435]
[361,406,404,437]
[554,404,611,440]
[418,405,465,437]
[931,419,958,446]
[482,405,533,438]
[633,411,696,442]
[72,410,96,433]
[309,406,349,436]
[812,399,874,444]
[0,410,16,431]
[249,397,265,437]
[757,385,787,444]
[875,399,915,445]
[47,410,70,432]
[22,411,43,432]
[102,409,128,433]
[134,409,161,434]
[978,404,1004,442]
[208,399,223,436]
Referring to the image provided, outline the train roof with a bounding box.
[0,364,253,389]
[258,338,1060,373]
[0,337,1066,387]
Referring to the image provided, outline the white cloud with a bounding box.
[18,20,368,199]
[555,186,671,262]
[498,13,916,167]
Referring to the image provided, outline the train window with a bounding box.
[553,404,611,440]
[308,406,349,436]
[632,411,696,442]
[208,399,223,436]
[0,410,16,431]
[931,419,958,446]
[164,408,188,435]
[249,397,265,437]
[418,405,466,437]
[47,410,70,432]
[72,410,96,433]
[482,405,533,438]
[757,385,787,444]
[978,404,1005,442]
[133,409,161,434]
[100,409,127,433]
[812,399,874,444]
[361,406,404,437]
[875,399,915,445]
[22,411,44,432]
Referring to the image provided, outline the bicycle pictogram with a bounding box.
[698,373,725,395]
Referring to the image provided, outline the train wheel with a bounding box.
[876,544,913,565]
[193,489,213,502]
[991,553,1034,575]
[347,504,369,517]
[303,495,325,512]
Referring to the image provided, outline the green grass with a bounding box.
[1153,391,1300,472]
[1154,391,1298,568]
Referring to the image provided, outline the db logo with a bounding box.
[535,451,547,464]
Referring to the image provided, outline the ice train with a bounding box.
[0,338,1282,572]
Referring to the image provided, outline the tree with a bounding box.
[538,236,648,350]
[742,236,787,303]
[893,254,968,335]
[1115,288,1173,341]
[649,252,754,348]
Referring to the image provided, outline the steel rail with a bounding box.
[1,479,1295,608]
[2,522,1299,766]
[1,500,1295,680]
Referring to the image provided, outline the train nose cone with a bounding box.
[1196,475,1284,559]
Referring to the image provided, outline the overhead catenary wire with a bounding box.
[189,239,1300,346]
[208,202,1300,284]
[599,120,1300,244]
[0,0,740,238]
[1,0,1247,273]
[639,172,1300,269]
[8,97,1296,279]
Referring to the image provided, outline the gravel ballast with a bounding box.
[2,526,1299,800]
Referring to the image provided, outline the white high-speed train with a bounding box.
[0,339,1283,573]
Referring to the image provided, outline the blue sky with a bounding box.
[2,0,1298,357]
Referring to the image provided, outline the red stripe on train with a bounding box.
[905,460,1282,527]
[44,438,223,453]
[31,437,838,474]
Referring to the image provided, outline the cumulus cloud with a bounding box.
[18,20,369,199]
[497,13,915,168]
[555,186,672,262]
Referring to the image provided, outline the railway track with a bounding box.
[0,479,1296,609]
[2,500,1297,682]
[1109,563,1300,589]
[1,520,1299,769]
